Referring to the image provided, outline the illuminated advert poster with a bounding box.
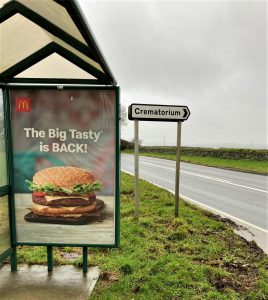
[10,88,118,245]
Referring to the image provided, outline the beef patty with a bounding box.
[32,195,96,207]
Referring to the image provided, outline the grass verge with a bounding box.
[13,173,268,299]
[122,150,268,175]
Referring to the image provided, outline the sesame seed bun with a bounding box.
[33,167,95,189]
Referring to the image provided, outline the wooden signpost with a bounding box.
[128,103,190,218]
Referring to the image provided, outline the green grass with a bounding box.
[123,150,268,174]
[13,173,268,299]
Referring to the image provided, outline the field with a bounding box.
[14,173,268,300]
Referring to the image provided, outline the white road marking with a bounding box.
[122,169,268,234]
[122,156,268,194]
[180,195,268,234]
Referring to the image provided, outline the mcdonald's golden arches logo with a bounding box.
[16,97,31,112]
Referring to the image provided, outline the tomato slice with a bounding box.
[33,191,45,197]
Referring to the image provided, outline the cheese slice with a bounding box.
[45,195,89,202]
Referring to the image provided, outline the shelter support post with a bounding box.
[134,120,139,219]
[83,247,88,273]
[175,122,182,217]
[47,246,53,272]
[10,247,17,271]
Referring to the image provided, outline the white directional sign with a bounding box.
[128,102,191,218]
[128,103,190,122]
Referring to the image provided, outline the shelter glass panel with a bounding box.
[0,195,11,255]
[0,89,8,186]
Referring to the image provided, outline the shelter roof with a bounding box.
[0,0,116,85]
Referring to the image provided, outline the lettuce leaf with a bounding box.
[25,179,102,195]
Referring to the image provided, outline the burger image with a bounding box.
[25,166,103,224]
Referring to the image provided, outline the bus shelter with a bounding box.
[0,0,120,272]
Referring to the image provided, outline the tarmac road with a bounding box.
[121,154,268,251]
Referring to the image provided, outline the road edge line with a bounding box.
[122,170,268,234]
[179,194,268,234]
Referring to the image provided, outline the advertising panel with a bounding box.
[10,87,119,246]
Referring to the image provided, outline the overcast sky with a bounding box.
[78,0,267,148]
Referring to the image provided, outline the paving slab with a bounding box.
[0,264,99,300]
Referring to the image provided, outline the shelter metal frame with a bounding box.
[0,0,120,272]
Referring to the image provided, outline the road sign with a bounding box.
[128,103,190,122]
[128,102,190,219]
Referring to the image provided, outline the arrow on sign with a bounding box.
[183,108,188,118]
